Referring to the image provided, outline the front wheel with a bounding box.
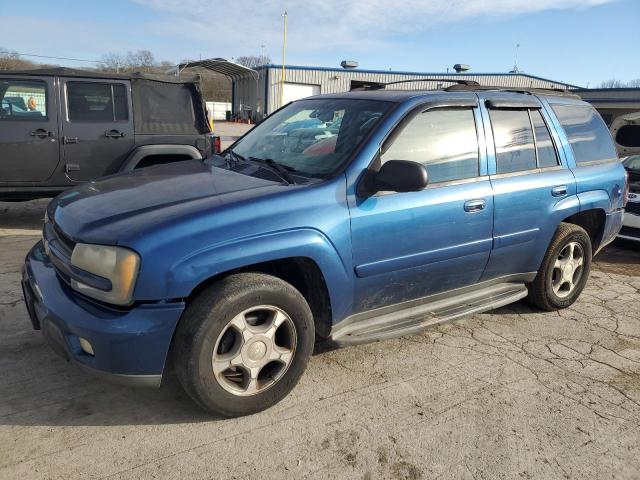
[173,273,315,417]
[527,222,592,311]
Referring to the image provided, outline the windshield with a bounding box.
[230,98,393,177]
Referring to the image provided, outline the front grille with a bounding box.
[619,226,640,239]
[53,223,76,255]
[625,201,640,216]
[43,221,76,285]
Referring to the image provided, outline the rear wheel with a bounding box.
[173,273,315,417]
[527,223,592,311]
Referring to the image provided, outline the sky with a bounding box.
[1,0,638,87]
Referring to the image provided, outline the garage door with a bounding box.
[282,83,320,105]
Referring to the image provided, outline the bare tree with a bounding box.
[598,78,640,88]
[0,47,36,70]
[235,55,271,68]
[100,50,157,73]
[126,50,156,72]
[99,52,127,72]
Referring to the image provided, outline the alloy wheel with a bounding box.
[212,306,297,396]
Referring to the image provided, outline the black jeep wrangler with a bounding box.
[0,68,212,200]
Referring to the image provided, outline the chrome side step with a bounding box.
[330,282,529,346]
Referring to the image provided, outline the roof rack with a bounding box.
[444,84,580,98]
[358,78,480,90]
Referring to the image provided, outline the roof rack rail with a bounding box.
[444,84,580,98]
[359,78,480,90]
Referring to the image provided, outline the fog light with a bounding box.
[79,338,94,356]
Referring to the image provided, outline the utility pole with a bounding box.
[280,10,287,107]
[260,44,265,66]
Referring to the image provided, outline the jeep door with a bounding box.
[0,76,60,182]
[478,93,577,280]
[349,101,494,312]
[60,78,134,181]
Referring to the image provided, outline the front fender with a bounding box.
[167,228,354,323]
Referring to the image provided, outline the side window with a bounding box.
[381,108,479,183]
[551,104,617,164]
[530,110,559,168]
[0,79,47,120]
[490,109,536,174]
[67,82,128,122]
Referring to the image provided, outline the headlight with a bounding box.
[70,243,140,306]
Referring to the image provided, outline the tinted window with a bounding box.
[381,109,479,183]
[490,109,536,174]
[531,110,559,168]
[0,79,47,119]
[551,104,617,164]
[67,82,128,122]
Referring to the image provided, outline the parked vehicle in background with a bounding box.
[619,155,640,242]
[22,84,626,417]
[1,68,211,200]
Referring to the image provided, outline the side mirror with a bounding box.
[373,160,428,193]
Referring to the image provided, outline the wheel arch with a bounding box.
[120,145,202,171]
[165,229,354,338]
[561,208,607,252]
[185,257,334,339]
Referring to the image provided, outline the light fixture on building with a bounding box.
[340,60,358,69]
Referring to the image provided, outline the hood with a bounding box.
[49,160,288,244]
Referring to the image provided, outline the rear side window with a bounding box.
[551,104,617,164]
[381,108,479,183]
[67,82,128,122]
[490,110,536,174]
[0,79,47,119]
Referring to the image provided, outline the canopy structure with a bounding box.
[172,58,258,81]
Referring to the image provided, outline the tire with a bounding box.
[173,273,315,417]
[527,222,592,311]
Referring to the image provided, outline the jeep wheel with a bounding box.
[527,222,592,311]
[173,273,315,417]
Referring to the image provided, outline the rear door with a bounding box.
[60,78,134,181]
[0,76,59,182]
[479,93,577,280]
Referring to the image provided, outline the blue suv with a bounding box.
[22,84,627,416]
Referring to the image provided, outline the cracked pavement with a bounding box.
[1,200,639,479]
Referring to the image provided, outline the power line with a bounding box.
[3,51,103,64]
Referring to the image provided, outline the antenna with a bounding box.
[511,43,520,73]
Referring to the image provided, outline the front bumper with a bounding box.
[22,241,185,387]
[619,204,640,242]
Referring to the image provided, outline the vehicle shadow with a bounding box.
[0,199,49,231]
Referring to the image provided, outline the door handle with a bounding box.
[464,199,486,212]
[551,185,567,197]
[63,136,78,144]
[104,129,125,138]
[30,128,52,138]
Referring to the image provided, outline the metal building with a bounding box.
[232,64,579,120]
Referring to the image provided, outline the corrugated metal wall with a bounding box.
[233,66,576,118]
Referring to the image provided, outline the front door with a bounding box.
[60,78,134,181]
[0,76,59,183]
[350,105,494,312]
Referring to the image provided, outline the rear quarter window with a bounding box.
[551,104,617,165]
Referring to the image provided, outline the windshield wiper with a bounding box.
[248,157,296,185]
[225,149,246,166]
